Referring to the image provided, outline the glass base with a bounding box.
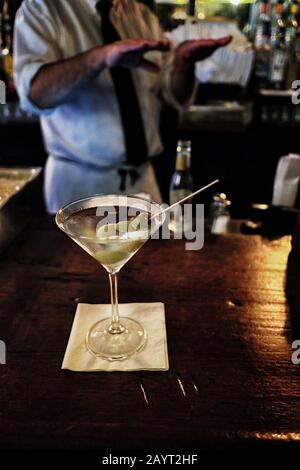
[86,317,147,361]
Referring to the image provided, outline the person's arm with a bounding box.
[170,37,232,105]
[28,47,106,109]
[29,39,170,109]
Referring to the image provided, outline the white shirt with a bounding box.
[13,0,182,169]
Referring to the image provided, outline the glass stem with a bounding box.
[108,272,124,335]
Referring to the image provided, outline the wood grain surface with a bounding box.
[0,217,299,450]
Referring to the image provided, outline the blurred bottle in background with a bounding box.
[0,3,4,85]
[285,0,299,48]
[285,0,300,84]
[271,0,285,47]
[254,0,271,88]
[0,0,20,98]
[269,1,289,89]
[169,140,193,234]
[248,0,262,41]
[293,0,300,66]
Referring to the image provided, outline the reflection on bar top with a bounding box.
[0,167,42,209]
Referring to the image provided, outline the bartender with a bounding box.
[13,0,231,213]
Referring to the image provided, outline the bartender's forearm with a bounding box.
[29,39,170,109]
[170,37,232,105]
[29,46,108,109]
[170,60,196,105]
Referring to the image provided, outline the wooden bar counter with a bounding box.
[0,216,300,450]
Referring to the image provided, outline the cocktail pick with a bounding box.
[150,178,219,221]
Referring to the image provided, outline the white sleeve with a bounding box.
[13,0,62,115]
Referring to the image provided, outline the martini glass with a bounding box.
[56,194,165,361]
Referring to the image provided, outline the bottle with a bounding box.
[248,0,261,41]
[0,6,4,85]
[286,0,299,48]
[285,0,300,84]
[255,0,271,48]
[254,0,271,89]
[271,0,285,47]
[294,7,300,64]
[1,0,15,95]
[169,140,193,234]
[269,3,289,89]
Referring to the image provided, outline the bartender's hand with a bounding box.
[174,36,232,68]
[104,39,171,73]
[171,36,232,105]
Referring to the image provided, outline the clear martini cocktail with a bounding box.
[56,195,165,361]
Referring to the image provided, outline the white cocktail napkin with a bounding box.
[62,303,169,372]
